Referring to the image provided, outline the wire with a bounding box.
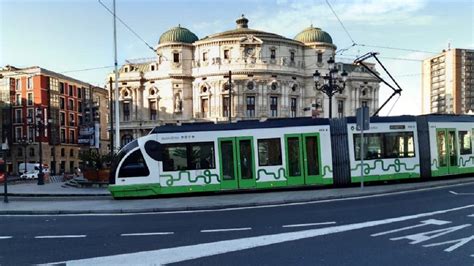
[97,0,156,53]
[386,94,401,116]
[325,0,357,45]
[356,44,437,54]
[60,65,115,74]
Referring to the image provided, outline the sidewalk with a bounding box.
[1,177,473,215]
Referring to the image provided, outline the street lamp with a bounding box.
[313,59,348,118]
[17,136,31,174]
[27,107,45,185]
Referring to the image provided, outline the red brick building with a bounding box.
[0,65,109,175]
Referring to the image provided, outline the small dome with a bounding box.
[294,26,333,44]
[159,25,198,44]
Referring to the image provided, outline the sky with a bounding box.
[1,0,473,116]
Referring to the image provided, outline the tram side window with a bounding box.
[258,138,282,166]
[118,149,150,178]
[459,131,472,155]
[163,144,188,171]
[162,142,216,171]
[354,132,415,160]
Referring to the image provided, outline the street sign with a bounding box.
[356,106,370,131]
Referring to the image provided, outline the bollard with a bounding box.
[3,173,7,203]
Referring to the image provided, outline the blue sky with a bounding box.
[1,0,473,115]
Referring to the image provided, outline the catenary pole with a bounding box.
[113,0,120,151]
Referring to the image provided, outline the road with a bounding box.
[0,182,473,265]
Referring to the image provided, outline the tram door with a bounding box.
[284,133,321,186]
[436,128,458,175]
[218,137,256,190]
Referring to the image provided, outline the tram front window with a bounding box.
[118,149,150,178]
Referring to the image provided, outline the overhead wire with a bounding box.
[97,0,156,53]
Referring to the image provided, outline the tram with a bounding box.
[109,115,474,198]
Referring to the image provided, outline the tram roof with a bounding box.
[150,117,331,134]
[422,114,474,122]
[346,115,417,123]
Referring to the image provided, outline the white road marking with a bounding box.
[0,236,12,239]
[8,181,474,218]
[282,222,336,228]
[468,214,474,217]
[201,227,251,233]
[390,224,471,244]
[449,190,474,195]
[371,219,451,237]
[121,232,174,236]
[35,235,86,239]
[423,235,474,252]
[49,204,474,265]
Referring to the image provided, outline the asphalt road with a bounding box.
[0,183,473,265]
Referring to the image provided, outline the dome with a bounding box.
[294,26,333,44]
[159,25,198,44]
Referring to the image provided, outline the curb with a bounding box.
[1,177,473,215]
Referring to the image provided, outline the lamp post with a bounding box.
[313,59,348,118]
[27,107,44,185]
[18,136,31,174]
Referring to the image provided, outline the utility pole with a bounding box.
[109,77,114,156]
[113,0,120,151]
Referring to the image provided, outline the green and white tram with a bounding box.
[109,118,333,198]
[109,115,474,198]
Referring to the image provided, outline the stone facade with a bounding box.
[108,16,380,146]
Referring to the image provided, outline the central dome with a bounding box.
[294,26,333,44]
[159,25,198,44]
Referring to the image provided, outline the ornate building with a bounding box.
[109,16,379,146]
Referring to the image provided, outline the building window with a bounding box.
[28,127,34,142]
[290,52,295,63]
[224,49,230,59]
[247,82,254,90]
[258,138,282,166]
[202,52,208,62]
[270,96,278,117]
[317,52,323,63]
[69,130,75,144]
[69,85,74,96]
[77,88,82,99]
[15,127,22,142]
[60,97,65,110]
[15,109,22,123]
[60,129,66,143]
[123,102,130,121]
[60,112,66,126]
[15,79,21,90]
[61,148,65,157]
[27,77,33,89]
[27,93,33,105]
[290,98,297,118]
[173,52,179,63]
[15,94,21,105]
[150,101,157,120]
[68,99,74,111]
[201,98,209,117]
[29,147,35,157]
[69,113,75,126]
[78,101,82,112]
[121,134,133,147]
[18,148,23,157]
[27,109,33,122]
[59,82,65,94]
[222,96,229,117]
[270,49,276,59]
[338,100,344,118]
[361,100,368,108]
[151,65,155,71]
[246,96,255,117]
